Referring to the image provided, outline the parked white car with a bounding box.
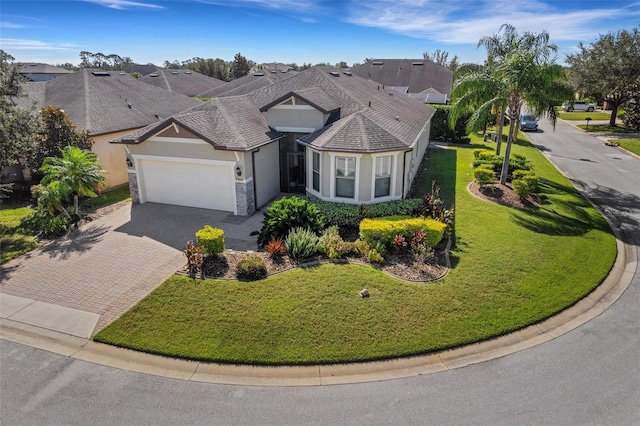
[562,100,596,112]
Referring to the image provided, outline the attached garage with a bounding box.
[134,155,236,213]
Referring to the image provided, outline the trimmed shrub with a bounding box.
[312,199,422,228]
[512,170,539,198]
[258,197,325,246]
[196,225,225,256]
[359,216,447,251]
[285,227,319,260]
[367,248,384,264]
[353,239,370,256]
[474,165,497,186]
[236,254,268,281]
[22,209,69,237]
[366,199,421,218]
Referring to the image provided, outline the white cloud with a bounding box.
[84,0,164,10]
[197,0,318,13]
[1,22,26,29]
[0,38,77,51]
[346,0,638,44]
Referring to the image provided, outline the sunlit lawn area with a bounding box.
[616,139,640,156]
[558,111,613,121]
[95,134,617,365]
[79,185,130,211]
[0,205,38,264]
[577,124,636,134]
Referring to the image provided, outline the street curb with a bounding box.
[1,228,633,386]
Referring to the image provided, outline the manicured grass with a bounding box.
[577,124,635,134]
[616,138,640,156]
[0,205,38,264]
[558,111,612,121]
[79,185,131,212]
[95,135,617,365]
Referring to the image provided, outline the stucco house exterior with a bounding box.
[112,67,435,215]
[16,70,201,188]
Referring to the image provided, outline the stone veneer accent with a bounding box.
[235,179,255,216]
[128,172,140,204]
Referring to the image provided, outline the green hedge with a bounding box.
[359,216,447,249]
[312,199,421,228]
[196,225,225,256]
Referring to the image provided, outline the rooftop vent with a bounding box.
[329,71,340,76]
[372,61,383,65]
[343,71,352,76]
[270,70,277,73]
[184,71,192,74]
[412,62,423,66]
[91,71,111,76]
[254,72,264,76]
[30,63,37,67]
[171,71,179,74]
[149,73,159,77]
[118,72,126,75]
[394,115,400,121]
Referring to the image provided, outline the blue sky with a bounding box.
[1,0,638,67]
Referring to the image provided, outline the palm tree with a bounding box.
[40,146,105,216]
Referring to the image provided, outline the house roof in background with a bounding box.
[139,69,225,97]
[16,63,73,76]
[116,66,434,154]
[17,69,201,135]
[196,70,297,98]
[125,63,162,76]
[260,63,295,72]
[350,59,453,96]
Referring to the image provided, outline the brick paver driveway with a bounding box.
[0,203,263,332]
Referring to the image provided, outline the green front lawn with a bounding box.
[577,124,635,134]
[95,135,617,365]
[79,185,130,211]
[558,111,613,121]
[0,205,38,264]
[616,139,640,156]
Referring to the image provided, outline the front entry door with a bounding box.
[287,152,306,193]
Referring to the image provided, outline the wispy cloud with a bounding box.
[346,0,638,44]
[0,38,77,51]
[0,22,26,29]
[84,0,164,10]
[197,0,318,13]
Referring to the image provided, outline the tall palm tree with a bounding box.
[40,146,105,216]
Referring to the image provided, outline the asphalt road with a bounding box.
[1,118,639,425]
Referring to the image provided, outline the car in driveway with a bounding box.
[520,114,538,131]
[562,100,596,112]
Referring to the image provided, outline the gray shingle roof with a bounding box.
[16,63,73,77]
[125,64,162,76]
[196,70,297,98]
[259,87,339,113]
[115,96,283,150]
[114,66,434,154]
[139,70,225,97]
[350,59,453,96]
[17,69,202,135]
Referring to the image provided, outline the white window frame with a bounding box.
[330,153,361,201]
[311,150,321,194]
[370,153,399,202]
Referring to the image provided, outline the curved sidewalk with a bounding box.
[1,223,635,386]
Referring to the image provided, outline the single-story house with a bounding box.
[15,69,201,188]
[112,67,435,215]
[139,69,226,97]
[16,63,73,82]
[196,68,297,98]
[350,59,453,104]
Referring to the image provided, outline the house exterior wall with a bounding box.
[267,108,326,132]
[92,129,134,189]
[126,137,238,162]
[252,141,280,208]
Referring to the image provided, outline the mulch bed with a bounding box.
[468,181,540,209]
[185,243,449,283]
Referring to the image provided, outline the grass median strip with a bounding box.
[95,136,617,365]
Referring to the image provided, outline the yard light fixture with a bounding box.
[236,165,241,177]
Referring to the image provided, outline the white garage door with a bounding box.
[137,158,235,211]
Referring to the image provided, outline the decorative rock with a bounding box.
[359,288,370,298]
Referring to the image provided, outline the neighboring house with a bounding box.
[139,70,225,97]
[112,67,435,216]
[196,69,297,98]
[260,63,295,72]
[350,59,453,104]
[125,63,162,77]
[16,63,73,82]
[15,69,201,188]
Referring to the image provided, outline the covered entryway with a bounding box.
[135,156,236,212]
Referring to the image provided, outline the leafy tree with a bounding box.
[33,106,94,175]
[37,180,72,220]
[231,53,251,79]
[566,28,640,127]
[0,50,40,173]
[424,49,460,73]
[622,83,640,130]
[335,61,349,68]
[40,146,105,216]
[78,51,133,71]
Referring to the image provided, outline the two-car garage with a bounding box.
[133,155,236,213]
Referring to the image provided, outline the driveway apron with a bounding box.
[0,203,264,334]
